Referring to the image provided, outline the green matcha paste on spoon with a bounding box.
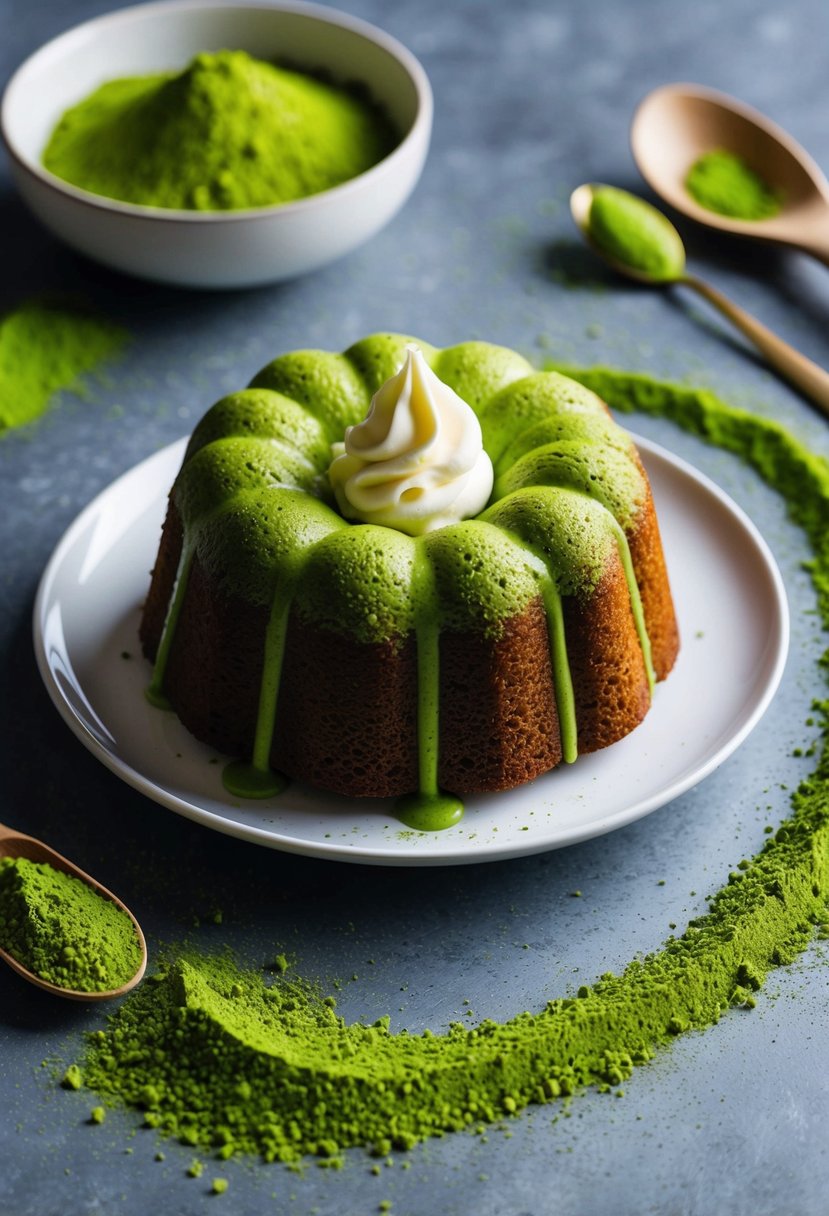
[65,369,829,1160]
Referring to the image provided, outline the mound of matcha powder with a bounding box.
[42,50,397,211]
[64,368,829,1159]
[0,857,142,993]
[0,300,125,432]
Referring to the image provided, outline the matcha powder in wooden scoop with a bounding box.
[0,857,143,993]
[42,50,397,211]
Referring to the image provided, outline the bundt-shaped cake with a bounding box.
[140,334,678,822]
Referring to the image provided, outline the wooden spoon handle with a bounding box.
[683,274,829,417]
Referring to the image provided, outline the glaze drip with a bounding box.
[146,544,194,710]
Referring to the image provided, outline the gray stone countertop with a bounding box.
[1,1,828,1213]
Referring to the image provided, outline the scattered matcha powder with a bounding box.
[685,149,782,220]
[0,856,142,993]
[64,368,829,1160]
[0,300,125,432]
[61,1064,83,1091]
[42,50,397,211]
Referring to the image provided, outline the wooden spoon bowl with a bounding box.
[631,83,829,265]
[0,821,147,1000]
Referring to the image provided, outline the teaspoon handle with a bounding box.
[682,274,829,417]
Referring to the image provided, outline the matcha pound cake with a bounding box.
[141,335,678,814]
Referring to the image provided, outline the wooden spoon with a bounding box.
[631,83,829,265]
[0,821,147,1001]
[570,183,829,417]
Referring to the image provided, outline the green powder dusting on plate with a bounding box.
[64,366,829,1158]
[0,300,125,432]
[0,857,142,993]
[42,50,398,211]
[685,149,782,220]
[587,187,685,280]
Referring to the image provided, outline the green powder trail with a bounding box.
[0,300,125,432]
[73,368,829,1159]
[685,150,782,220]
[0,857,142,993]
[42,50,397,212]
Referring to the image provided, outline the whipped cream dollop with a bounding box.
[329,345,494,536]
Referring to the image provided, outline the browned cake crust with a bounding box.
[140,499,663,798]
[628,477,680,682]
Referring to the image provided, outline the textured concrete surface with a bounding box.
[1,1,828,1213]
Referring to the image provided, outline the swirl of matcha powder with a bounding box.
[63,368,829,1165]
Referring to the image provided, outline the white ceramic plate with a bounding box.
[33,435,788,866]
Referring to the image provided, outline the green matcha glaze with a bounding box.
[222,760,288,800]
[588,187,686,281]
[423,520,540,636]
[185,389,331,471]
[294,525,420,645]
[685,150,782,220]
[394,792,465,831]
[148,335,662,816]
[194,492,343,608]
[494,441,646,530]
[0,857,141,993]
[146,545,194,709]
[409,546,443,805]
[482,488,616,599]
[431,342,532,413]
[495,411,633,478]
[479,372,609,464]
[85,367,829,1160]
[175,438,319,526]
[345,334,439,396]
[42,50,396,211]
[250,351,371,441]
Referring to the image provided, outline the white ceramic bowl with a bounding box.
[1,0,432,288]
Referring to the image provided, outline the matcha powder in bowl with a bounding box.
[2,3,432,286]
[41,50,398,211]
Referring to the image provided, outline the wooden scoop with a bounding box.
[0,821,147,1000]
[631,83,829,265]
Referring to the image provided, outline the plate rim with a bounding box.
[32,432,790,866]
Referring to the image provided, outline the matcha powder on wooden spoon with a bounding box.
[685,149,782,220]
[0,857,142,993]
[42,50,398,211]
